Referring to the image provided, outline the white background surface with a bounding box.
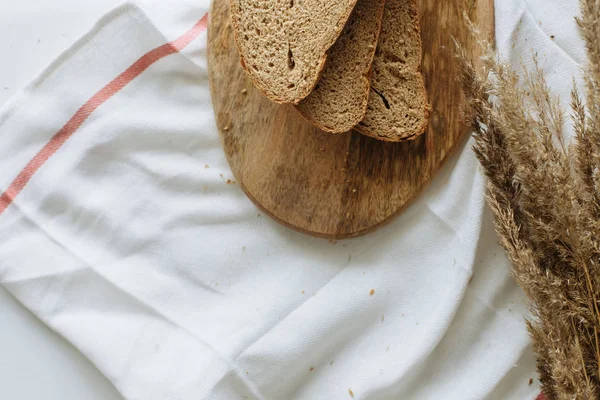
[0,2,123,398]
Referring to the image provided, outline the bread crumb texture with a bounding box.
[295,0,385,133]
[357,0,429,141]
[230,0,359,103]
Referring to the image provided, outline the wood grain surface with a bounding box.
[208,0,495,239]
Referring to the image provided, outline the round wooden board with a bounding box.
[208,0,494,239]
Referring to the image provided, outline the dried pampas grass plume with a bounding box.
[458,1,600,398]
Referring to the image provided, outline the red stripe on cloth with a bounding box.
[536,393,546,400]
[0,13,208,216]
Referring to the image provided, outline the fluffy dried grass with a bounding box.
[458,1,600,398]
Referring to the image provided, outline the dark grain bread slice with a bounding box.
[230,0,359,104]
[355,0,429,142]
[294,0,386,133]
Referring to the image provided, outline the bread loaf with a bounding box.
[230,0,359,104]
[295,0,386,133]
[355,0,429,141]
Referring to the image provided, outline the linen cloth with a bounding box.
[0,0,582,398]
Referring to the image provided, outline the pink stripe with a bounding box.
[536,393,546,400]
[0,13,208,216]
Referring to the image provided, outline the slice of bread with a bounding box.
[355,0,429,142]
[230,0,359,104]
[294,0,386,134]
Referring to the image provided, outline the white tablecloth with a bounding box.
[0,0,583,399]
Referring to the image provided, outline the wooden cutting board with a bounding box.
[208,0,494,239]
